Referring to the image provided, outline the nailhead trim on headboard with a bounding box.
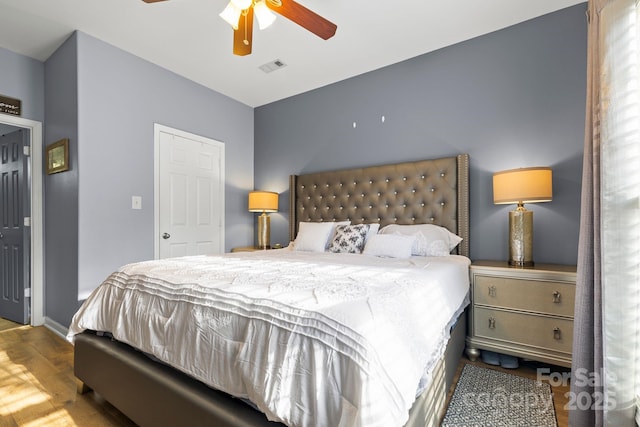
[289,154,470,257]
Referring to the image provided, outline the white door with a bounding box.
[155,125,225,259]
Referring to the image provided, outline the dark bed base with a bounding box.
[74,314,466,427]
[74,332,279,427]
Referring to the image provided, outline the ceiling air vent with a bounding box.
[259,59,287,74]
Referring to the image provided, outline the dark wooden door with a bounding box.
[0,129,29,324]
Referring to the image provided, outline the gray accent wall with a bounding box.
[44,34,81,325]
[41,31,254,326]
[74,32,253,305]
[0,47,45,122]
[254,3,587,266]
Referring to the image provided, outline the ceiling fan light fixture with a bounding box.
[254,0,276,30]
[219,2,242,29]
[145,0,336,57]
[230,0,252,11]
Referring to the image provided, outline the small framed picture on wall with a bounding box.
[46,138,69,175]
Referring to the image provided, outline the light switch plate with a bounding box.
[132,196,142,210]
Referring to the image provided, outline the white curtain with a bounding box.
[599,0,640,425]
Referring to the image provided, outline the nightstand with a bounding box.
[466,260,576,367]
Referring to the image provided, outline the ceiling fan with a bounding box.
[142,0,337,56]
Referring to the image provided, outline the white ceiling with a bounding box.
[0,0,583,107]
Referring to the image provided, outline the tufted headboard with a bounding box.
[289,154,470,257]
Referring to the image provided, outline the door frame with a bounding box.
[0,115,44,326]
[153,123,225,259]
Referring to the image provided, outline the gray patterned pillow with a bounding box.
[329,224,370,253]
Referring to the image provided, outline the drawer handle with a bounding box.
[553,327,562,340]
[488,285,497,297]
[489,317,496,329]
[553,291,562,304]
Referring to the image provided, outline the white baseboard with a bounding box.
[44,317,69,341]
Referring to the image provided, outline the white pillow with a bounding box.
[364,223,380,243]
[363,234,416,259]
[379,224,462,256]
[406,230,451,257]
[293,221,350,252]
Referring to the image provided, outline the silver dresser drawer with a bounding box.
[473,275,574,317]
[474,307,573,354]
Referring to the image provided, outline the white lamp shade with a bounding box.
[219,2,242,29]
[254,0,276,29]
[493,167,553,205]
[231,0,252,10]
[248,191,278,212]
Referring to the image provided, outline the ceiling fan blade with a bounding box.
[233,8,254,56]
[142,0,168,3]
[266,0,336,40]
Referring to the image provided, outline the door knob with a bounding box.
[162,233,170,240]
[0,232,3,239]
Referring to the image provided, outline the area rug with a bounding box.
[441,363,557,427]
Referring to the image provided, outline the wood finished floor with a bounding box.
[0,318,570,426]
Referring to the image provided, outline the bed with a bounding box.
[68,154,470,427]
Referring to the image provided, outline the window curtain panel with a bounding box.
[570,2,604,425]
[571,1,640,426]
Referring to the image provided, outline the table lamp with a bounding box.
[493,167,552,266]
[248,190,278,249]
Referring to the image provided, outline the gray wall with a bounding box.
[39,31,255,326]
[73,32,254,304]
[254,3,587,266]
[44,34,81,324]
[0,45,45,212]
[0,47,45,122]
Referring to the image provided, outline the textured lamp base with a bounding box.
[257,213,271,249]
[508,209,533,267]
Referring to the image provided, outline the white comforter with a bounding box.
[67,249,470,427]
